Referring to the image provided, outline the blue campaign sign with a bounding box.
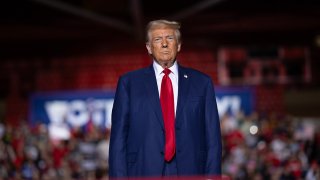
[215,86,255,117]
[29,90,115,139]
[29,87,254,139]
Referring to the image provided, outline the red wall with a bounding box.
[2,47,293,124]
[2,49,219,124]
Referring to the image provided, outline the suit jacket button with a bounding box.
[160,151,164,155]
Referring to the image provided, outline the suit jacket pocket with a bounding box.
[127,152,137,163]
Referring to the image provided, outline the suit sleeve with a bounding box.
[204,79,222,175]
[109,76,129,177]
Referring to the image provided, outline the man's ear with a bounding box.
[146,43,152,54]
[177,43,181,52]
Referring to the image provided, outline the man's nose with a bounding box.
[161,41,168,48]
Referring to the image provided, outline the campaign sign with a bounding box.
[29,90,114,139]
[30,87,254,139]
[215,86,255,117]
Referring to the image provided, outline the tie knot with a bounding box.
[163,68,171,76]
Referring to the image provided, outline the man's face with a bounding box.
[146,28,181,68]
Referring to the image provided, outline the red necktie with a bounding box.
[160,68,175,162]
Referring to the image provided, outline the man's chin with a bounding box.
[155,59,175,68]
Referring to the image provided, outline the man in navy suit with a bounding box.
[109,19,222,178]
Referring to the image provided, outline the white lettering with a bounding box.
[216,96,241,117]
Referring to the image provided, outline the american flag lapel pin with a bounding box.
[184,74,188,78]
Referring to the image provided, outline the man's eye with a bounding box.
[154,38,161,42]
[167,36,174,41]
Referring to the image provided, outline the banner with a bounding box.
[29,87,254,139]
[215,86,254,117]
[29,90,114,139]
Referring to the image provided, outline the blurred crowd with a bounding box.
[0,111,320,180]
[221,112,320,180]
[0,121,110,180]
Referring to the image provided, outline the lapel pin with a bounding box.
[184,74,188,78]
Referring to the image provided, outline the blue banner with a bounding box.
[29,87,254,139]
[215,86,255,117]
[29,90,115,139]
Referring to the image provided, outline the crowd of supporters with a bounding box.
[0,111,319,179]
[221,112,320,179]
[0,121,109,180]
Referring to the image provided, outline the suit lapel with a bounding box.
[143,66,164,129]
[176,65,190,122]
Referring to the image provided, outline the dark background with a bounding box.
[1,0,320,121]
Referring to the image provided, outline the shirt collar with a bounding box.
[153,60,178,76]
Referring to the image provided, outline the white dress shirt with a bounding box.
[153,61,178,116]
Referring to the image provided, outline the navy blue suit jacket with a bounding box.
[109,64,222,178]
